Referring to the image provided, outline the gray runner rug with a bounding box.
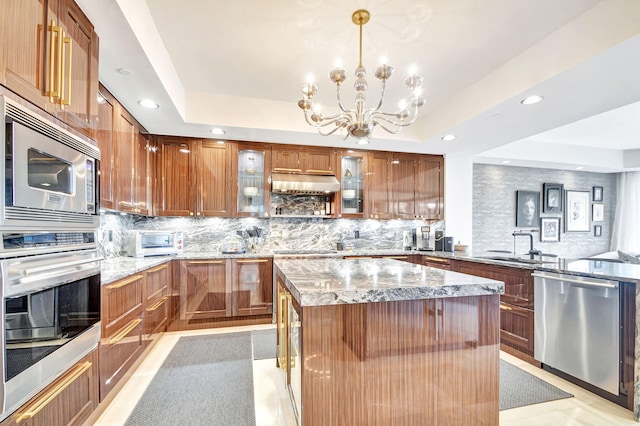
[124,332,256,426]
[500,359,573,410]
[251,328,277,360]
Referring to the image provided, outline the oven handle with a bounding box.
[19,257,103,277]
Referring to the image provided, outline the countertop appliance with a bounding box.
[124,230,184,257]
[416,226,435,251]
[533,271,620,395]
[1,95,100,231]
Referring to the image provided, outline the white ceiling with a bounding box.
[77,0,640,173]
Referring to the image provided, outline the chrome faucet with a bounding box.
[512,230,541,259]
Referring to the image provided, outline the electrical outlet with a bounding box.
[354,230,360,239]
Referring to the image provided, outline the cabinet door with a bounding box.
[337,150,366,217]
[416,155,444,220]
[272,147,302,173]
[135,132,150,215]
[114,104,136,213]
[3,350,98,426]
[180,260,230,321]
[366,152,392,219]
[303,147,336,174]
[96,86,115,210]
[156,136,195,216]
[235,142,271,217]
[144,263,170,341]
[197,140,231,216]
[232,258,273,316]
[499,302,534,355]
[57,0,98,137]
[0,0,59,114]
[390,154,416,219]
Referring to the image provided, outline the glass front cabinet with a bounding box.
[235,142,271,216]
[337,150,366,217]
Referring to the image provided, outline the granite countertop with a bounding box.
[274,257,504,307]
[101,256,173,285]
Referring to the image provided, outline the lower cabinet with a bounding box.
[231,258,273,316]
[144,263,171,344]
[99,274,144,400]
[1,350,99,426]
[499,301,534,354]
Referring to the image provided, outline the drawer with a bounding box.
[144,294,169,337]
[99,314,143,400]
[499,302,534,355]
[422,256,451,270]
[102,274,144,331]
[145,263,170,300]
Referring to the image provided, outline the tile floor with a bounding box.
[94,325,637,426]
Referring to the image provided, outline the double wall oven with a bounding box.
[0,95,101,421]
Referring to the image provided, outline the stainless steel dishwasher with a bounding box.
[533,271,620,395]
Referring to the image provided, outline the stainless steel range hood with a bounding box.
[271,173,340,195]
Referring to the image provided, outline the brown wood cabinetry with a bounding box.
[156,137,232,217]
[233,142,272,217]
[96,86,116,210]
[178,259,230,323]
[389,153,416,219]
[416,155,444,220]
[99,274,144,400]
[453,260,534,359]
[421,255,452,270]
[366,151,393,219]
[0,0,98,138]
[0,350,98,426]
[337,150,367,217]
[144,263,170,343]
[231,258,273,316]
[272,145,336,175]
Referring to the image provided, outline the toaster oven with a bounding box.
[123,230,184,257]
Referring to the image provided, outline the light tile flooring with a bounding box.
[94,325,637,426]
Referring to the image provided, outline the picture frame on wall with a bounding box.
[594,225,602,237]
[540,217,561,242]
[593,186,604,202]
[516,190,540,227]
[543,183,563,213]
[565,190,590,232]
[592,203,604,222]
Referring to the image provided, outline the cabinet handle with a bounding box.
[106,274,143,289]
[48,21,61,101]
[60,35,72,106]
[424,257,449,264]
[147,264,169,273]
[147,296,168,312]
[305,169,332,174]
[386,256,408,260]
[273,167,302,173]
[109,318,142,344]
[237,259,269,263]
[499,304,513,311]
[15,361,92,423]
[188,260,224,264]
[345,256,372,260]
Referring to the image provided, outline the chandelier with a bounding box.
[298,9,425,144]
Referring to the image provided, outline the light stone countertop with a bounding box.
[274,257,504,307]
[100,256,172,285]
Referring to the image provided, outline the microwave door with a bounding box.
[141,234,173,249]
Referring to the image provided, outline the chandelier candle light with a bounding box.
[298,9,425,144]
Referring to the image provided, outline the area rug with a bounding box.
[251,328,277,360]
[124,332,256,426]
[500,359,573,410]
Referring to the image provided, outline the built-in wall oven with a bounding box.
[0,232,101,421]
[2,95,100,231]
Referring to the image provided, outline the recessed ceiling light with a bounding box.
[441,134,456,141]
[216,140,226,145]
[356,139,369,145]
[576,166,584,170]
[117,68,133,76]
[138,99,159,109]
[97,94,106,104]
[521,95,544,105]
[502,160,511,164]
[210,128,226,135]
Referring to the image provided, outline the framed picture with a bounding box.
[592,186,603,202]
[516,190,540,228]
[565,190,590,232]
[592,203,604,222]
[543,183,563,213]
[540,217,561,242]
[594,225,602,237]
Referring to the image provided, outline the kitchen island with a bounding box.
[274,257,504,426]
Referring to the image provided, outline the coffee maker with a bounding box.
[415,226,435,251]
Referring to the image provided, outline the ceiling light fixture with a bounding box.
[501,160,511,164]
[441,134,456,141]
[298,9,425,143]
[520,95,544,105]
[138,99,159,109]
[576,166,584,170]
[210,128,226,135]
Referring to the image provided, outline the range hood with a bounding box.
[271,173,340,195]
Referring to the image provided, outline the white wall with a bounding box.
[444,155,474,249]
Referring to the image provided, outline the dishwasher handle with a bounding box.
[532,272,618,289]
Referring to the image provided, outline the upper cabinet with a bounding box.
[416,155,444,220]
[337,150,367,217]
[0,0,99,137]
[156,137,233,217]
[234,142,271,217]
[366,151,393,219]
[272,145,336,175]
[96,86,116,210]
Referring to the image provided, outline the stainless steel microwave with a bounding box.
[1,95,100,231]
[124,230,184,257]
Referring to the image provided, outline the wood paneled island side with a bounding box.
[274,257,504,426]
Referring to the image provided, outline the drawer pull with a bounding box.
[424,257,449,263]
[147,296,168,312]
[188,260,224,265]
[386,256,408,260]
[109,318,142,344]
[106,274,143,289]
[305,169,333,174]
[147,264,169,273]
[237,259,269,263]
[15,361,92,423]
[273,167,302,173]
[345,256,372,260]
[499,304,513,311]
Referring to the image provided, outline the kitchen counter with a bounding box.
[100,256,172,285]
[274,257,504,307]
